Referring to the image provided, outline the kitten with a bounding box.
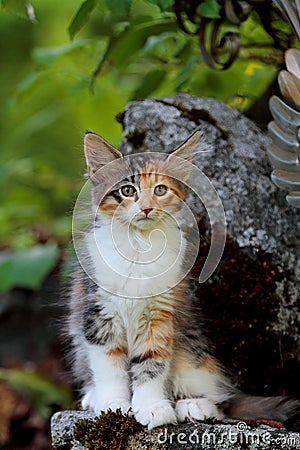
[68,130,299,430]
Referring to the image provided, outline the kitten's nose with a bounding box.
[141,208,153,217]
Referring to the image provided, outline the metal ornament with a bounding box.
[174,0,251,70]
[173,0,293,70]
[268,49,300,207]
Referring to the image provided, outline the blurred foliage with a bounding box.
[0,0,295,290]
[0,244,59,292]
[0,367,73,418]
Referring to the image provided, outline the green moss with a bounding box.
[73,409,143,450]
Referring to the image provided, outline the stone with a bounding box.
[51,410,300,449]
[51,410,96,450]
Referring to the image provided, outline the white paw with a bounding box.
[175,398,224,422]
[134,400,177,430]
[81,388,131,415]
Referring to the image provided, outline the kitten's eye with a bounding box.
[154,184,168,196]
[120,185,136,197]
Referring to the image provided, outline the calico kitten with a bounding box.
[68,130,298,430]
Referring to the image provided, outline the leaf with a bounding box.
[25,0,35,21]
[0,368,72,418]
[32,39,87,65]
[146,0,173,12]
[175,55,201,91]
[68,0,96,40]
[104,0,132,16]
[0,244,59,292]
[131,68,167,100]
[2,0,36,22]
[107,18,178,69]
[197,0,220,19]
[14,70,41,98]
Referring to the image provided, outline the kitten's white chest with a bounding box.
[86,221,186,298]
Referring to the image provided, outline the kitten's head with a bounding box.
[84,131,201,230]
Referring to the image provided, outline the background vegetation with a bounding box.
[0,0,296,448]
[1,0,289,273]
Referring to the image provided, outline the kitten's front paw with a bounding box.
[175,398,224,422]
[81,389,131,415]
[133,400,177,430]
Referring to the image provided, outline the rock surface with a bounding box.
[120,94,300,397]
[51,410,300,450]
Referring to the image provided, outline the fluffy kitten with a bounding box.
[68,131,298,430]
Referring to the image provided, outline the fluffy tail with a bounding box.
[222,395,300,424]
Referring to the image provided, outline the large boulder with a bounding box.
[118,93,300,397]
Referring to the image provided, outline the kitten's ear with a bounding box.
[84,132,122,175]
[170,130,202,161]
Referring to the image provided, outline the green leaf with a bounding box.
[104,0,132,16]
[107,18,178,70]
[175,55,201,91]
[2,0,36,21]
[197,0,220,19]
[0,244,59,292]
[68,0,96,40]
[0,368,72,418]
[131,68,167,100]
[146,0,173,12]
[14,70,41,98]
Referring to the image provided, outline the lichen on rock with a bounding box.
[73,409,142,450]
[51,410,300,450]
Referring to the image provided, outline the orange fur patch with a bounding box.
[199,355,220,374]
[173,349,195,371]
[141,345,172,361]
[150,310,174,330]
[98,198,119,216]
[169,186,185,200]
[106,346,128,368]
[106,346,128,358]
[135,310,174,361]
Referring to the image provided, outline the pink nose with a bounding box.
[142,208,153,217]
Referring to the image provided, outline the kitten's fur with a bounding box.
[68,131,299,430]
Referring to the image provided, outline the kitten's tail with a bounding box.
[222,394,300,424]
